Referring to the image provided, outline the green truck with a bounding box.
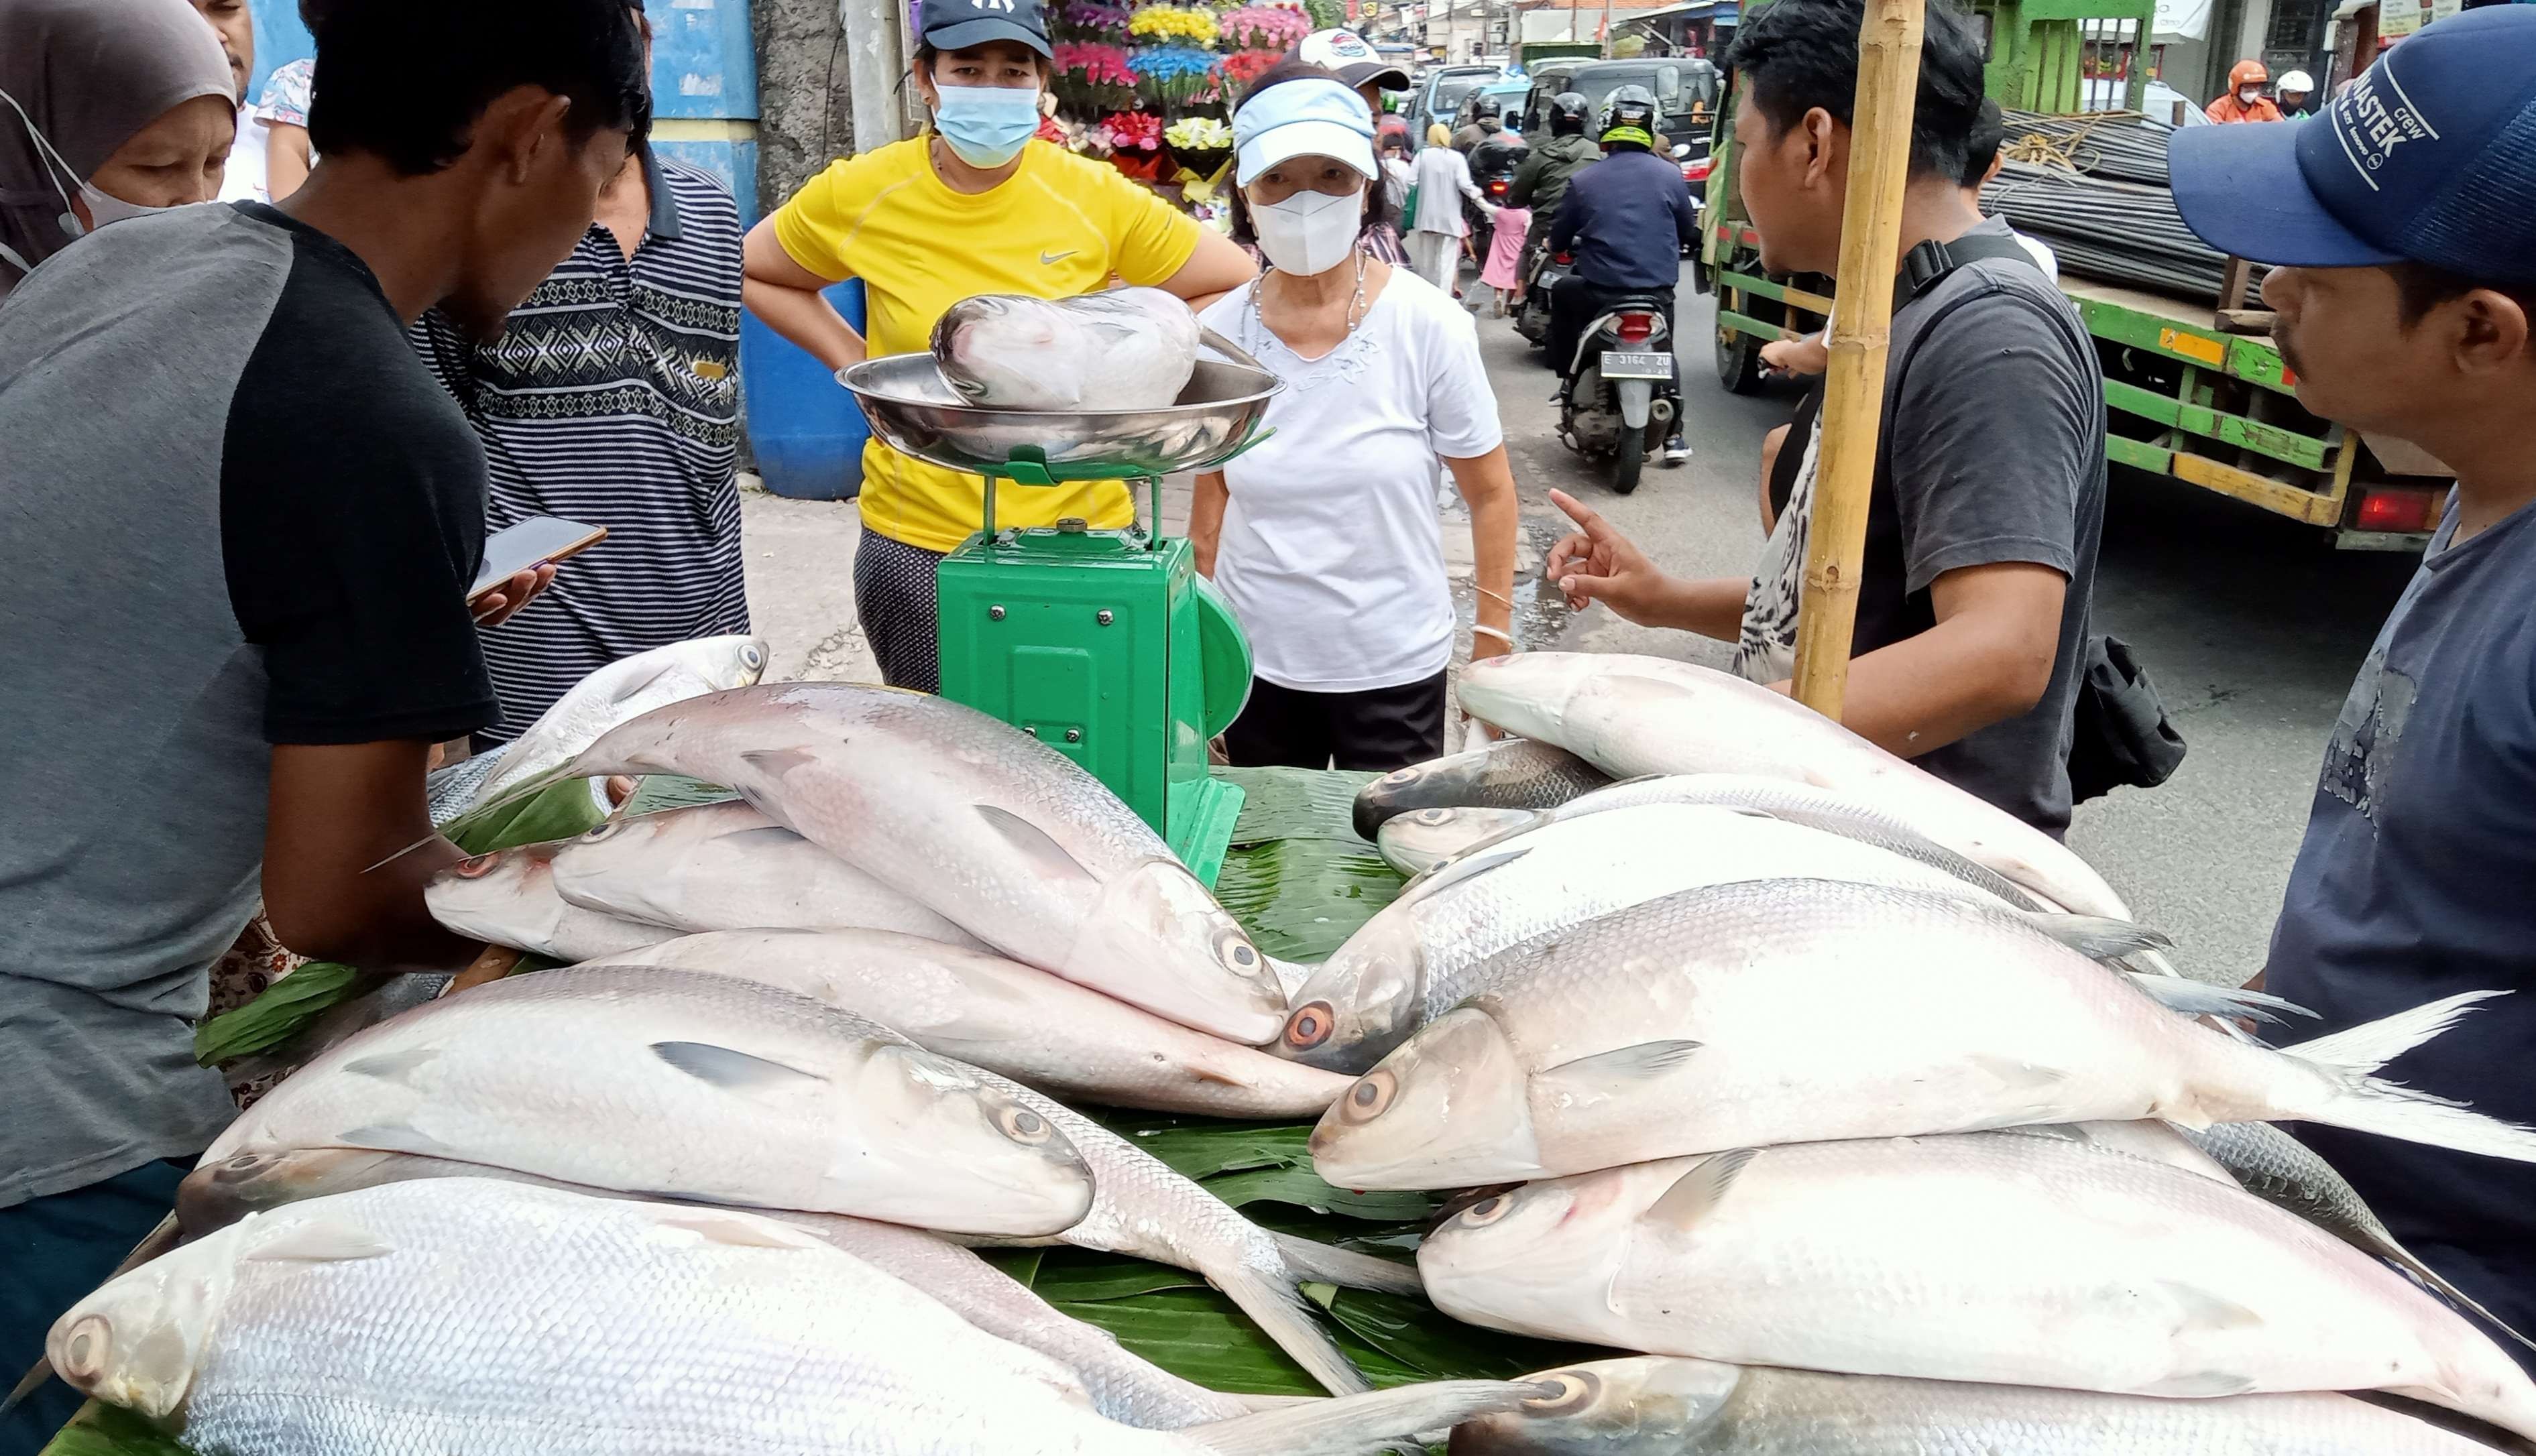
[1696,0,2453,547]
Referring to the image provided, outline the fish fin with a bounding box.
[974,804,1099,884]
[1214,1249,1371,1396]
[2158,1280,2266,1333]
[650,1040,829,1093]
[1646,1148,1760,1231]
[2019,911,2175,960]
[739,745,821,779]
[245,1219,396,1265]
[1187,1381,1551,1456]
[715,825,811,851]
[2137,1371,2259,1398]
[340,1123,455,1158]
[2381,1242,2536,1353]
[646,1209,827,1252]
[2288,989,2505,1075]
[1269,1233,1424,1296]
[1536,1040,1704,1092]
[1186,1063,1247,1088]
[2118,973,2313,1028]
[340,1048,441,1084]
[1968,1054,2072,1092]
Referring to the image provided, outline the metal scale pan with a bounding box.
[838,353,1281,483]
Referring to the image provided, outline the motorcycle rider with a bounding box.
[1508,90,1601,286]
[1548,85,1696,465]
[1451,92,1506,152]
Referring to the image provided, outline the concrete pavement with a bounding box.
[740,264,2419,981]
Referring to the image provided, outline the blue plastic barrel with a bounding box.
[742,280,870,501]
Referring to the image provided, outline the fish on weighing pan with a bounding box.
[200,965,1096,1238]
[1308,878,2536,1189]
[1450,1355,2516,1456]
[932,287,1200,411]
[468,682,1289,1044]
[1350,737,1611,842]
[1416,1133,2536,1441]
[175,1148,1256,1431]
[52,1178,1543,1456]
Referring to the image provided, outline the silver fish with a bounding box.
[422,839,677,962]
[478,635,768,803]
[1418,1134,2536,1442]
[1455,654,2132,919]
[1276,804,2028,1075]
[56,1178,1540,1456]
[932,288,1200,411]
[2181,1119,2535,1348]
[1451,1355,2511,1455]
[174,1148,1253,1430]
[219,971,453,1087]
[1350,739,1611,841]
[516,682,1287,1044]
[609,928,1351,1117]
[551,802,985,947]
[200,965,1096,1237]
[1374,807,1540,877]
[1308,879,2536,1189]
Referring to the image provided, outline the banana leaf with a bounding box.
[190,960,361,1065]
[1215,766,1384,845]
[447,776,610,856]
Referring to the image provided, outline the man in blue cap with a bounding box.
[2169,4,2536,1359]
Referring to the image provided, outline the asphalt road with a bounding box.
[1476,265,2421,981]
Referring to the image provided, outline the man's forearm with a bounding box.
[1634,574,1749,639]
[1810,617,2053,760]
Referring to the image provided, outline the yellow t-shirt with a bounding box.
[772,137,1206,553]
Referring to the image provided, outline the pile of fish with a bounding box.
[50,646,2536,1454]
[1326,652,2536,1453]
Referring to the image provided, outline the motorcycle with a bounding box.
[1677,144,1711,256]
[1513,244,1564,351]
[1464,137,1526,251]
[1558,295,1679,495]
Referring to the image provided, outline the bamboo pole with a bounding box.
[1788,0,1926,719]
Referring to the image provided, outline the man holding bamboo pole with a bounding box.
[1543,0,2108,835]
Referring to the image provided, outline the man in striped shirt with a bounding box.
[414,34,750,738]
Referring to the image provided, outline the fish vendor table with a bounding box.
[41,766,1585,1456]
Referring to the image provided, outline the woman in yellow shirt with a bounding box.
[741,0,1256,690]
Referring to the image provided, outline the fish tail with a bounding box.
[1214,1250,1373,1397]
[2275,992,2536,1164]
[1186,1380,1552,1456]
[1268,1232,1424,1296]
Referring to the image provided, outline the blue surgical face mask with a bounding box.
[932,82,1041,168]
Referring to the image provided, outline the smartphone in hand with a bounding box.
[468,517,606,603]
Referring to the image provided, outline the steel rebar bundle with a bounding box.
[1980,157,2265,303]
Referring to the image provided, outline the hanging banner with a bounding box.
[2380,0,2429,37]
[2154,0,2211,40]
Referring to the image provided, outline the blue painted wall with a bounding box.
[243,0,761,219]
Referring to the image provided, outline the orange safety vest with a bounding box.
[2205,93,2287,123]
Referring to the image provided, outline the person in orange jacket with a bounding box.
[2207,58,2287,122]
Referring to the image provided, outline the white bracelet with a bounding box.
[1472,625,1513,646]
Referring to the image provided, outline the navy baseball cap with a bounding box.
[2168,5,2536,284]
[921,0,1053,60]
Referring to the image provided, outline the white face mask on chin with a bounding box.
[1251,186,1363,277]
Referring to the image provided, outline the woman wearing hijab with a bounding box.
[1190,64,1518,770]
[0,0,237,297]
[1403,119,1491,295]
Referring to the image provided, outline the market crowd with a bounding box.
[3,0,2535,1446]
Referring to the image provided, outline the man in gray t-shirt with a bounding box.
[1540,0,2106,835]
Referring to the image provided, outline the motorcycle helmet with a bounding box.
[1597,84,1658,149]
[1549,90,1590,134]
[1470,94,1503,122]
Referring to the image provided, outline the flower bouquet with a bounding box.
[1218,5,1308,52]
[1129,44,1217,108]
[1054,41,1139,111]
[1054,0,1132,42]
[1127,3,1219,46]
[1163,113,1234,180]
[1216,46,1281,97]
[1104,109,1173,182]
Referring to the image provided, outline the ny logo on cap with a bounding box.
[970,0,1017,11]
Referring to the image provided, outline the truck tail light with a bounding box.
[2354,487,2440,534]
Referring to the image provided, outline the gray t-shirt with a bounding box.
[0,202,497,1208]
[1739,217,2108,833]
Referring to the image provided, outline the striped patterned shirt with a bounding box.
[415,151,750,739]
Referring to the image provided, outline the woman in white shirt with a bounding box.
[1192,64,1518,770]
[1402,121,1492,294]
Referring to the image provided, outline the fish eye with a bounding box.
[997,1103,1053,1144]
[1413,807,1457,825]
[1521,1370,1598,1411]
[579,821,623,843]
[58,1317,110,1382]
[1341,1069,1397,1123]
[1381,766,1420,784]
[741,644,765,670]
[452,853,500,879]
[1283,1000,1335,1050]
[1216,930,1260,971]
[210,1154,274,1183]
[1460,1193,1513,1227]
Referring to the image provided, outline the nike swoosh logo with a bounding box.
[1040,249,1078,265]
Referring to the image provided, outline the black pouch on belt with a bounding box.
[2067,633,2186,804]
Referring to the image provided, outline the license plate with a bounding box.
[1600,351,1673,380]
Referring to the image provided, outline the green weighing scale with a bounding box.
[839,349,1281,885]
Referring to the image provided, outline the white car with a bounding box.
[2082,76,2214,125]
